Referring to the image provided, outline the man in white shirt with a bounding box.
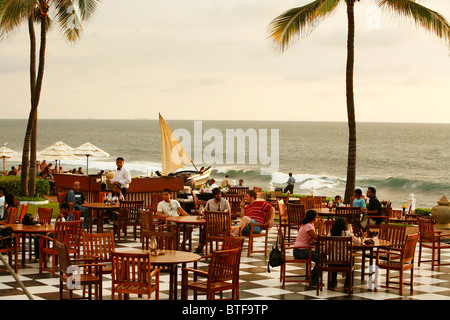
[111,157,131,197]
[156,188,192,251]
[207,178,219,192]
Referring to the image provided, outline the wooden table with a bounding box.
[1,224,55,265]
[166,216,205,252]
[115,248,201,300]
[354,238,391,282]
[81,202,120,233]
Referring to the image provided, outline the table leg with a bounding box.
[21,233,26,265]
[97,209,103,233]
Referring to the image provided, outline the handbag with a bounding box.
[22,213,36,226]
[267,234,283,273]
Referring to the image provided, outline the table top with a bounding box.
[166,215,205,225]
[114,249,201,264]
[354,238,390,249]
[1,223,55,233]
[82,202,120,210]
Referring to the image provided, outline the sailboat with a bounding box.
[159,113,212,186]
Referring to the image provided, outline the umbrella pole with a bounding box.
[86,155,89,175]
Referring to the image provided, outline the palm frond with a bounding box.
[267,0,341,52]
[0,0,35,38]
[379,0,450,42]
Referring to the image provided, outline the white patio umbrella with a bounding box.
[0,144,19,173]
[38,144,81,173]
[73,142,110,175]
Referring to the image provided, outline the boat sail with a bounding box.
[159,113,211,185]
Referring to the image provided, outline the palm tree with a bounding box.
[0,0,101,196]
[268,0,450,203]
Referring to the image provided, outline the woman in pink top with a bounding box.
[294,210,319,286]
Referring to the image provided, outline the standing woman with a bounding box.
[293,210,319,287]
[3,193,18,222]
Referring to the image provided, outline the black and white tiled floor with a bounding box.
[1,224,450,301]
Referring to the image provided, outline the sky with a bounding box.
[1,0,449,123]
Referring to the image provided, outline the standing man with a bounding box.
[284,172,295,194]
[111,157,131,197]
[232,190,275,237]
[65,181,90,230]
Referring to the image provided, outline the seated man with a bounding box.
[34,202,75,262]
[361,187,383,228]
[156,188,193,251]
[205,188,231,212]
[221,175,231,188]
[207,179,219,192]
[65,181,90,230]
[232,190,275,237]
[238,179,245,187]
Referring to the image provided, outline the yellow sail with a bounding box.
[159,113,193,175]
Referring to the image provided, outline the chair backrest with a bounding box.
[381,201,392,217]
[208,248,241,284]
[82,231,115,263]
[335,206,361,225]
[222,194,243,215]
[221,236,245,251]
[19,204,29,223]
[37,207,53,224]
[7,207,18,224]
[229,187,248,195]
[417,217,435,242]
[140,209,156,233]
[72,211,82,221]
[150,193,164,212]
[253,187,262,192]
[111,251,152,285]
[142,230,178,250]
[55,240,71,275]
[54,220,83,250]
[389,209,403,220]
[379,224,406,249]
[205,211,232,238]
[277,200,286,221]
[58,193,67,205]
[118,200,144,222]
[286,203,305,225]
[99,191,109,202]
[402,233,419,263]
[192,191,199,211]
[317,235,353,266]
[316,219,334,236]
[300,198,316,210]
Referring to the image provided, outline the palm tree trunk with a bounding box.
[20,14,37,197]
[344,0,357,204]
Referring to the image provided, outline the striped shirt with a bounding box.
[244,201,272,224]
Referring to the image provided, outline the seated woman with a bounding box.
[106,182,124,223]
[2,193,18,222]
[328,218,361,291]
[293,210,319,287]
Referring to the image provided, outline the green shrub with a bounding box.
[0,176,50,197]
[414,208,431,217]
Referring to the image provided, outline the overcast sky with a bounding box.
[1,0,449,123]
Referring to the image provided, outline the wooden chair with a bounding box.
[222,193,244,219]
[375,233,419,295]
[276,199,288,240]
[417,217,450,270]
[191,191,206,215]
[111,251,160,300]
[229,187,248,195]
[112,200,144,242]
[300,198,316,211]
[37,207,53,224]
[335,206,361,226]
[244,210,272,257]
[316,235,355,296]
[286,203,306,242]
[278,227,313,288]
[55,240,104,300]
[58,192,73,210]
[82,231,115,278]
[38,220,83,276]
[182,247,241,300]
[0,227,19,273]
[253,187,262,192]
[6,207,18,224]
[18,204,29,223]
[315,219,334,236]
[142,230,178,251]
[204,211,241,255]
[148,192,164,213]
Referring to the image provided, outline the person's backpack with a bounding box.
[22,213,35,226]
[0,227,12,249]
[267,234,283,273]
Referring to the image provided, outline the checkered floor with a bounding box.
[1,223,450,301]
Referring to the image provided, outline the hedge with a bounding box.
[0,176,50,197]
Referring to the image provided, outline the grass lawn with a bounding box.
[19,202,60,219]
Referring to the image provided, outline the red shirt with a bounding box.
[244,201,272,224]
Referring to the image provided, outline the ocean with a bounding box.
[1,119,449,209]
